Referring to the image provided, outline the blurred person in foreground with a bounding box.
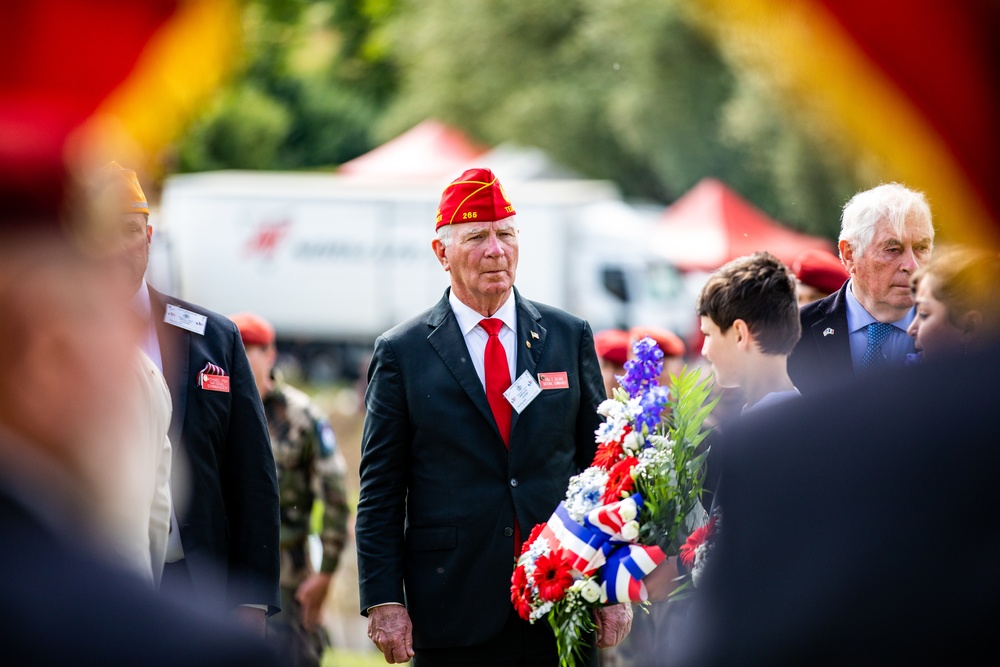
[665,311,1000,666]
[594,328,630,398]
[791,249,850,306]
[356,168,630,665]
[231,312,350,667]
[97,163,280,633]
[906,246,1000,362]
[788,183,934,394]
[0,230,279,667]
[110,347,173,588]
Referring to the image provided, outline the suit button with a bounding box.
[504,527,514,537]
[510,478,519,487]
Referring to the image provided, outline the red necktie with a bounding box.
[480,317,521,553]
[479,318,512,447]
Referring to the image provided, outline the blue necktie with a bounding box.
[861,322,894,373]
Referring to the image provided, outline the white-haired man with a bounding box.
[788,182,934,394]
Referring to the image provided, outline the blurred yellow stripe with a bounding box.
[70,0,242,179]
[689,0,997,246]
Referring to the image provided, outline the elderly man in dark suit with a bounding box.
[356,168,632,665]
[788,183,934,394]
[99,163,280,633]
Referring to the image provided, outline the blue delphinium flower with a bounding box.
[617,337,665,399]
[636,385,670,432]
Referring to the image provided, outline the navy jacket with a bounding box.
[0,485,280,666]
[787,281,853,395]
[150,287,280,613]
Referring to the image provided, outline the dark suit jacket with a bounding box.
[787,281,853,395]
[355,288,605,648]
[667,344,1000,666]
[149,287,280,613]
[0,486,280,666]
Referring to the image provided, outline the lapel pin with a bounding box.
[530,331,540,339]
[823,327,835,337]
[526,341,532,348]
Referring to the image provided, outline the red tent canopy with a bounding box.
[652,178,835,272]
[337,119,489,180]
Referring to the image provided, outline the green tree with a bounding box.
[383,0,860,238]
[176,0,396,173]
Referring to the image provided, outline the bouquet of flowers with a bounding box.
[510,337,717,667]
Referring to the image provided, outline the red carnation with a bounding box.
[534,549,574,603]
[679,516,717,569]
[521,523,547,556]
[510,565,532,619]
[601,456,639,505]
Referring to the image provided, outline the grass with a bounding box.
[322,648,386,667]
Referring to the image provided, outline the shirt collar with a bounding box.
[845,279,914,333]
[448,288,517,336]
[129,280,152,322]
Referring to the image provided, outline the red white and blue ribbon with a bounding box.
[600,541,665,603]
[528,494,665,603]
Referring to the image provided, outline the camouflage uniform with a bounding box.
[264,377,349,667]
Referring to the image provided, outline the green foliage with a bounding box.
[173,0,861,239]
[383,0,861,238]
[547,594,598,667]
[177,84,291,171]
[175,0,394,173]
[634,366,717,552]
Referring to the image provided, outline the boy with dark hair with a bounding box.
[697,251,802,414]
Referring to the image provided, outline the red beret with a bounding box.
[792,249,849,295]
[594,329,630,366]
[435,167,516,230]
[629,326,686,358]
[229,312,275,347]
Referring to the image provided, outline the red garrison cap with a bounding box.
[792,249,849,295]
[629,326,686,358]
[594,329,630,366]
[435,168,516,230]
[229,312,275,347]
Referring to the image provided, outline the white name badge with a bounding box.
[164,304,207,335]
[504,370,542,414]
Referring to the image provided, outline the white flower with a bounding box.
[622,430,642,453]
[597,399,620,417]
[618,497,638,522]
[564,467,610,523]
[620,520,640,541]
[595,419,628,445]
[626,396,644,419]
[579,578,602,603]
[530,601,553,622]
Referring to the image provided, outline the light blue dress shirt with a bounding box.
[844,280,917,372]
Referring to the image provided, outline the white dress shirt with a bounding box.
[448,289,517,387]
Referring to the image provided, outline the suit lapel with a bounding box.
[511,289,544,436]
[426,291,500,440]
[811,283,853,375]
[149,286,190,444]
